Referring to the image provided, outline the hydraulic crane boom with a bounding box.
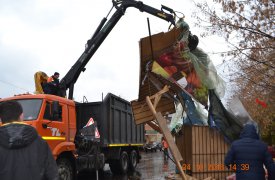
[59,0,175,99]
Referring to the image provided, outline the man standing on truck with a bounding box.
[0,101,59,180]
[47,72,60,95]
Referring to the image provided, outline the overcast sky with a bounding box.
[0,0,228,102]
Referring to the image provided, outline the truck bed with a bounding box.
[76,93,145,147]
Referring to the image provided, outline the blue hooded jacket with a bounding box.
[225,124,275,180]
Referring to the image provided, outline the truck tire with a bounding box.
[57,158,73,180]
[129,150,138,171]
[109,151,129,174]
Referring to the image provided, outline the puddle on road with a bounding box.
[78,150,177,180]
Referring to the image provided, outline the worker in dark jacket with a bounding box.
[225,123,275,180]
[46,72,60,95]
[0,101,59,180]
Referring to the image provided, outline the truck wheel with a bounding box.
[109,151,129,174]
[129,150,138,171]
[57,158,73,180]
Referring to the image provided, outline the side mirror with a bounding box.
[52,101,60,120]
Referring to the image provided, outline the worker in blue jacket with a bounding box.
[225,123,275,180]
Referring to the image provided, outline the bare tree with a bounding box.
[192,0,275,132]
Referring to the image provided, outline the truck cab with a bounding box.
[0,94,77,159]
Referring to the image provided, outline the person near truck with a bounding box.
[48,72,60,85]
[0,101,59,180]
[162,137,169,161]
[224,123,275,180]
[46,72,60,95]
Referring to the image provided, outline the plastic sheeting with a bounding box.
[189,48,226,98]
[228,97,259,133]
[147,19,242,140]
[170,91,208,134]
[169,103,184,134]
[176,19,226,99]
[181,91,208,125]
[152,19,226,106]
[208,89,243,143]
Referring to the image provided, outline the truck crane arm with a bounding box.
[58,0,176,99]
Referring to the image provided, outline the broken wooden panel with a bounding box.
[131,28,185,125]
[155,112,183,162]
[146,121,161,133]
[131,97,174,125]
[138,28,181,101]
[175,125,234,179]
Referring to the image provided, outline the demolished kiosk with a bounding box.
[131,18,250,179]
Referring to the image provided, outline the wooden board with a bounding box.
[175,125,234,179]
[131,97,174,124]
[130,28,182,125]
[138,27,182,100]
[156,112,183,161]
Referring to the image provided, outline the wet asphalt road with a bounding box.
[78,150,176,180]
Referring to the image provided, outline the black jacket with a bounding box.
[0,123,59,180]
[225,124,275,180]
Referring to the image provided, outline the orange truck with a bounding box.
[0,93,144,179]
[0,1,176,179]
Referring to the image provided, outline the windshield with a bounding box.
[16,99,42,121]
